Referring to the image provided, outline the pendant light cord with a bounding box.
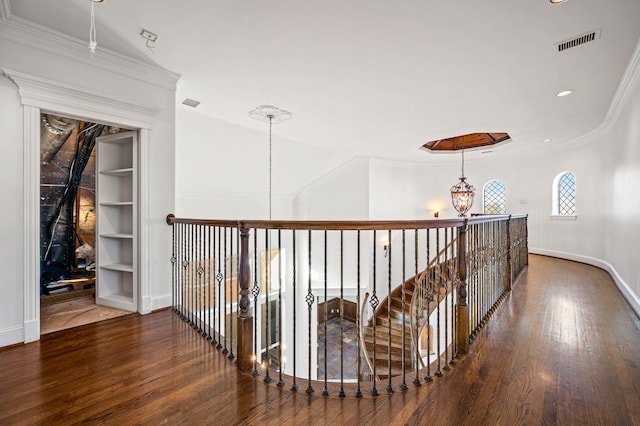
[269,115,273,220]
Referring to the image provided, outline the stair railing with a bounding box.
[166,214,527,397]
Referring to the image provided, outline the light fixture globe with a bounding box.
[450,177,475,217]
[450,139,475,217]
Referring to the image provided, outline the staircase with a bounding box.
[360,256,457,380]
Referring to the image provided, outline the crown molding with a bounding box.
[2,68,160,128]
[0,0,180,91]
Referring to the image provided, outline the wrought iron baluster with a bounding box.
[252,230,259,377]
[435,228,442,378]
[413,229,421,387]
[425,228,432,382]
[443,228,450,372]
[277,230,284,387]
[356,230,363,398]
[400,229,408,390]
[264,229,272,383]
[339,230,346,398]
[216,227,223,350]
[291,230,298,392]
[222,227,229,355]
[371,229,379,396]
[386,229,393,394]
[450,226,458,363]
[322,230,329,396]
[306,230,314,395]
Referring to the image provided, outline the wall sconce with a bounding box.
[434,210,439,218]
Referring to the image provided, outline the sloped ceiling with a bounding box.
[8,0,640,163]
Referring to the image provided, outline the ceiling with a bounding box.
[8,0,640,163]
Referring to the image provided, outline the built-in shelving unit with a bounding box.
[96,131,138,312]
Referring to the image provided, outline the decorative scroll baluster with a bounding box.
[207,226,216,344]
[291,230,298,392]
[306,230,314,395]
[356,230,363,398]
[189,224,194,326]
[222,228,228,355]
[252,231,259,377]
[216,227,223,350]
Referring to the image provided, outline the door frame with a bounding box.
[3,69,159,342]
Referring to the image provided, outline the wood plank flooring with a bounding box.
[1,254,639,425]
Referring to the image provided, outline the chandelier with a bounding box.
[248,105,292,220]
[450,141,475,217]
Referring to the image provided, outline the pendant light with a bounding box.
[248,105,292,220]
[450,139,475,217]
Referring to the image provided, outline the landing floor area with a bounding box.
[1,255,639,424]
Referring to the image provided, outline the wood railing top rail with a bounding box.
[166,214,527,230]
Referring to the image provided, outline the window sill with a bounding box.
[550,215,577,221]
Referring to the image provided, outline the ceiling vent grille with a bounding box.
[181,98,201,108]
[556,28,601,53]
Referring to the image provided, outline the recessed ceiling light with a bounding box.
[542,138,552,143]
[550,0,567,3]
[556,90,573,97]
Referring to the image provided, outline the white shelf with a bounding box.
[100,233,134,239]
[96,130,138,313]
[100,201,134,206]
[100,263,134,273]
[100,168,133,176]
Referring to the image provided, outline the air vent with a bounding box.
[181,98,201,108]
[556,28,601,53]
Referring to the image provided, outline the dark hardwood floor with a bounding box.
[1,255,639,425]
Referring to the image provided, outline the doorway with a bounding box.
[39,113,130,334]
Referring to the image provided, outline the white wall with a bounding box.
[604,64,640,309]
[0,10,178,346]
[176,109,349,220]
[0,75,24,344]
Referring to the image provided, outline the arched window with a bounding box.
[553,171,576,215]
[483,180,506,214]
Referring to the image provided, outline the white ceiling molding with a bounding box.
[0,0,180,91]
[563,38,640,149]
[2,68,160,129]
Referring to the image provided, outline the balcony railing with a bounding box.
[166,214,528,397]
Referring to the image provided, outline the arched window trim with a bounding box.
[551,171,577,219]
[482,179,507,214]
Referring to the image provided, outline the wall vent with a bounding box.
[556,28,601,53]
[181,98,201,108]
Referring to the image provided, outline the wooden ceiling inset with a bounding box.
[422,133,511,151]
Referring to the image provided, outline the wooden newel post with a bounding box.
[236,223,254,373]
[456,221,469,356]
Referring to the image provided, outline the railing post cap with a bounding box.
[166,213,175,225]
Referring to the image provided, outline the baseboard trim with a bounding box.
[530,248,640,318]
[0,325,24,347]
[151,293,172,312]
